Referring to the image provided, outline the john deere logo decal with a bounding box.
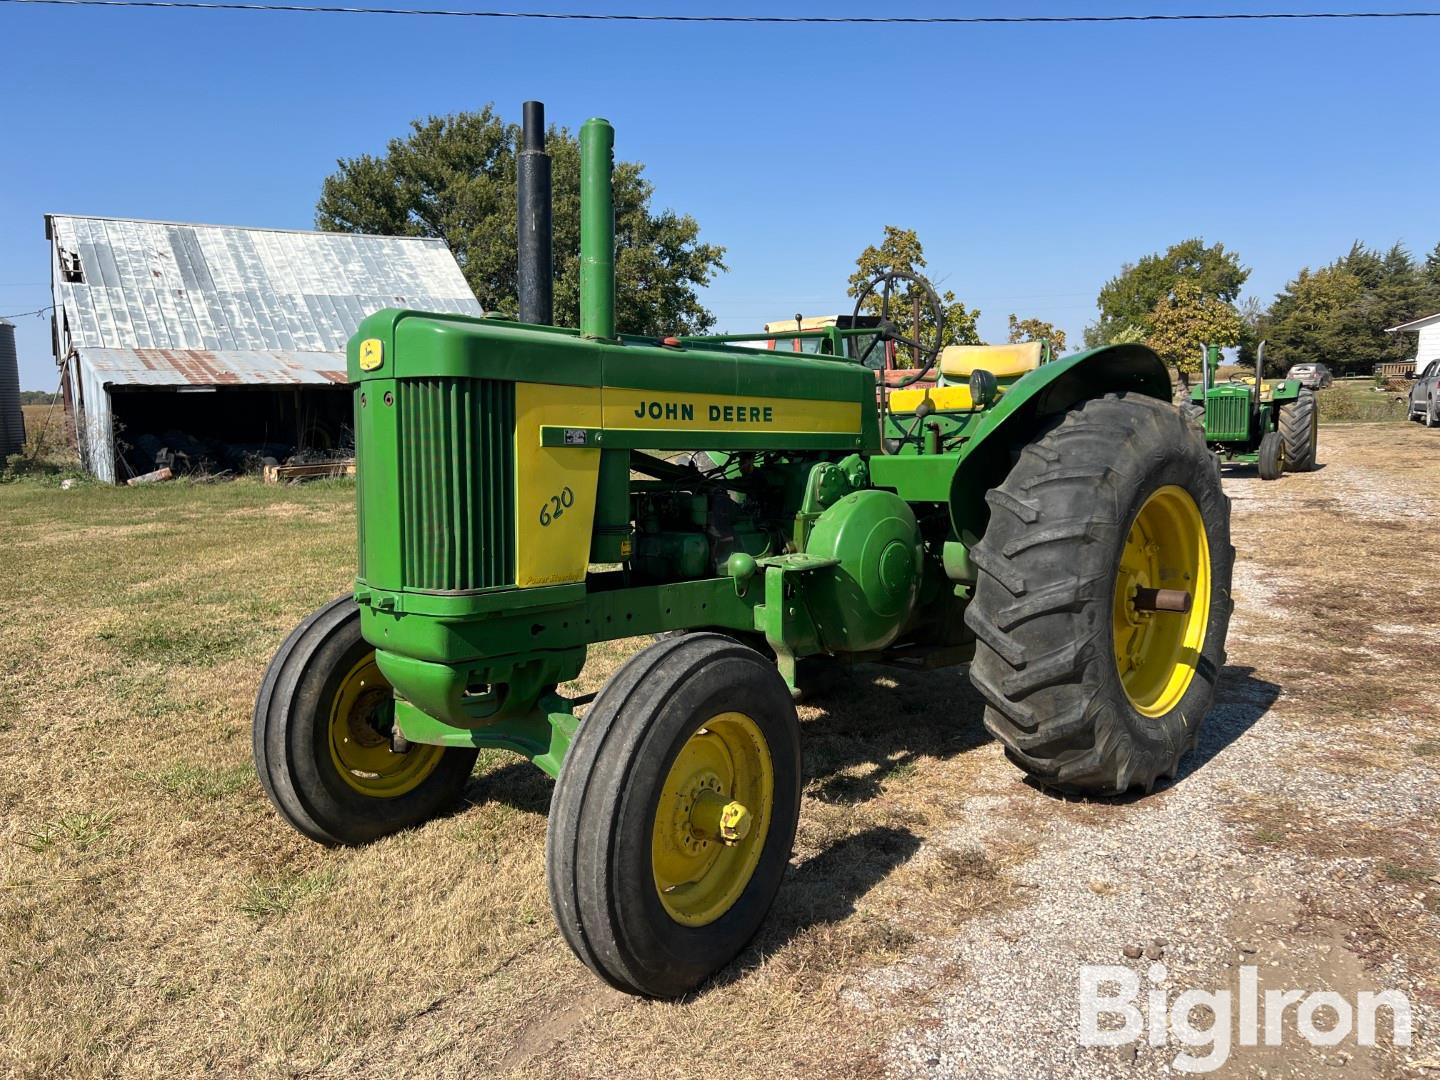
[359,339,384,371]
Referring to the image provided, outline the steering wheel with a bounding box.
[849,269,944,386]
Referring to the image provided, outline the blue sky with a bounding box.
[1,1,1437,388]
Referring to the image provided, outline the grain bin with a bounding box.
[0,319,24,457]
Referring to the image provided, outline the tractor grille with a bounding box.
[1205,392,1252,442]
[397,377,516,592]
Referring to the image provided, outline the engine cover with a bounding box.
[803,488,923,653]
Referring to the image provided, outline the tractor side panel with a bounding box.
[600,387,862,441]
[515,382,603,587]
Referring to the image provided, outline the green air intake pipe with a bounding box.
[580,117,616,341]
[580,117,630,559]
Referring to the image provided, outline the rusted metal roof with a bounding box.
[84,348,349,387]
[47,214,482,384]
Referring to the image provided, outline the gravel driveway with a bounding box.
[867,423,1440,1078]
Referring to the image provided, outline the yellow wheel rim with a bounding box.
[1112,486,1212,718]
[327,653,444,798]
[651,712,774,927]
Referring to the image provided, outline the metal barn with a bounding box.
[46,214,482,482]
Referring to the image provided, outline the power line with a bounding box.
[0,305,54,320]
[2,1,1439,23]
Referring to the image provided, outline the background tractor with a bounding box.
[253,106,1234,1000]
[1182,343,1318,479]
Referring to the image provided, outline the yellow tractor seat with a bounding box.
[938,342,1044,381]
[889,384,973,413]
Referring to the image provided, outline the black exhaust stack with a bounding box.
[517,100,553,325]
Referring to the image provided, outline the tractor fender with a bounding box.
[948,343,1172,542]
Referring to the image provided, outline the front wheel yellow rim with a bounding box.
[327,653,444,798]
[651,712,774,927]
[1112,486,1212,718]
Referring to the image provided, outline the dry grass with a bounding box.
[3,404,80,480]
[11,420,1434,1076]
[1226,794,1440,971]
[0,475,1023,1078]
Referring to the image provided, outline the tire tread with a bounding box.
[1278,390,1318,472]
[963,393,1234,796]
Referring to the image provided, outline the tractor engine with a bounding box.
[631,454,782,582]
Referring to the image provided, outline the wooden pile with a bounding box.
[262,460,356,484]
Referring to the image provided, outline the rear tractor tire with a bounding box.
[547,633,801,998]
[964,393,1233,797]
[253,596,479,846]
[1279,389,1318,472]
[1179,400,1205,429]
[1257,430,1285,480]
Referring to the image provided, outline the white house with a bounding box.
[1385,311,1440,374]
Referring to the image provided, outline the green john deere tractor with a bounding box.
[253,110,1234,999]
[1181,343,1318,479]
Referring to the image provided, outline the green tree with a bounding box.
[1145,279,1245,385]
[1425,241,1440,292]
[1105,323,1147,346]
[1259,242,1437,374]
[846,226,980,366]
[1007,314,1066,356]
[1085,238,1249,347]
[1260,265,1364,372]
[1235,295,1267,368]
[316,105,727,335]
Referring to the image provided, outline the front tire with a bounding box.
[253,596,479,846]
[547,633,801,998]
[654,630,844,703]
[1257,430,1285,480]
[964,394,1233,797]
